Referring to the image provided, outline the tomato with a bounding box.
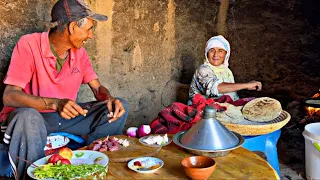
[58,158,72,165]
[133,161,142,166]
[47,154,64,164]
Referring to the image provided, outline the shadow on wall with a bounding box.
[161,53,197,107]
[179,53,197,84]
[161,79,190,107]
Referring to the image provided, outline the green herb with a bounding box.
[75,152,84,158]
[34,164,106,179]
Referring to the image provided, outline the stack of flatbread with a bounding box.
[242,97,282,122]
[216,103,244,124]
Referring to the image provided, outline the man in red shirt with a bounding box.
[0,0,129,179]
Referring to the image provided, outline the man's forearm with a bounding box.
[93,86,114,101]
[3,89,57,110]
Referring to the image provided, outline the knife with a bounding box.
[81,100,109,110]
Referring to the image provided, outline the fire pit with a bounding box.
[301,90,320,123]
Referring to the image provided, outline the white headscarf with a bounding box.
[203,35,239,100]
[205,35,231,67]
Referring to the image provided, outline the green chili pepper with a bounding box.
[75,152,84,158]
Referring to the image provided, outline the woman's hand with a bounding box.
[246,81,262,91]
[106,98,126,123]
[52,99,88,120]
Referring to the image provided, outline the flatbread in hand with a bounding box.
[216,103,244,124]
[242,97,282,122]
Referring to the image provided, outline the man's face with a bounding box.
[69,18,94,49]
[207,47,227,66]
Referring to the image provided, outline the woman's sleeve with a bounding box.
[196,66,222,97]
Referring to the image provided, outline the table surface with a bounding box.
[105,142,280,180]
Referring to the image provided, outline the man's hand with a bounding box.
[88,79,126,123]
[106,98,126,123]
[53,99,88,120]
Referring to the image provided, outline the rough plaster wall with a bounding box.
[105,0,175,127]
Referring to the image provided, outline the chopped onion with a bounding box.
[126,127,138,137]
[137,125,151,138]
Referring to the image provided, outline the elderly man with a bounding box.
[0,0,129,179]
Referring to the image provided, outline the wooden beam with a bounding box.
[216,0,230,36]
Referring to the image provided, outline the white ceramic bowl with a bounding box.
[127,157,164,173]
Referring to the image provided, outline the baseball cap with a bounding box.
[50,0,108,27]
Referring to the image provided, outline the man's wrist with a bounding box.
[42,97,59,110]
[42,97,49,110]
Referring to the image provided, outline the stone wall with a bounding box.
[226,0,320,106]
[0,0,319,128]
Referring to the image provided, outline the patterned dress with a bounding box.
[188,64,239,105]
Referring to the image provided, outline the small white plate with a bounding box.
[127,157,164,174]
[27,150,109,180]
[44,135,70,150]
[139,135,172,148]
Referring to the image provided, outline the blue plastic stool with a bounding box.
[242,129,281,177]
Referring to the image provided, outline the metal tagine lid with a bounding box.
[180,105,240,150]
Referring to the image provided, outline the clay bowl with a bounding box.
[181,156,216,180]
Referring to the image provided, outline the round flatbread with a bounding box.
[216,103,244,124]
[242,97,282,122]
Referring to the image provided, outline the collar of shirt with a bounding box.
[40,31,76,67]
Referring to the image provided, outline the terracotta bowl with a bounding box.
[181,156,216,180]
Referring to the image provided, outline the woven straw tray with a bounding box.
[219,110,291,136]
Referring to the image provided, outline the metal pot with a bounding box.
[304,99,320,108]
[173,131,244,157]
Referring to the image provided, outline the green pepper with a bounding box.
[75,152,84,158]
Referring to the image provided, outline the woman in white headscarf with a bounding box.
[188,35,262,105]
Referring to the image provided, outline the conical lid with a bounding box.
[180,106,240,150]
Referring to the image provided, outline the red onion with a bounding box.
[126,127,138,137]
[137,125,151,138]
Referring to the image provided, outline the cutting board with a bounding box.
[79,135,162,163]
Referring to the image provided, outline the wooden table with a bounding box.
[106,143,280,179]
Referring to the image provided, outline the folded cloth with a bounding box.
[212,95,255,106]
[150,94,253,134]
[0,107,15,123]
[49,132,85,144]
